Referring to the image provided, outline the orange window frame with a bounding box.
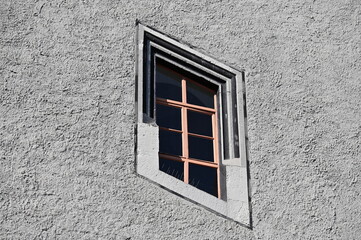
[156,65,221,198]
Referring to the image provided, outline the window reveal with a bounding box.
[155,64,220,197]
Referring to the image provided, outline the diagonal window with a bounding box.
[136,23,251,226]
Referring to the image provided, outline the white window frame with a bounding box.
[135,23,251,226]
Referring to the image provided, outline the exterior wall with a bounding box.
[1,0,360,239]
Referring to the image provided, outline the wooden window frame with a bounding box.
[156,64,221,198]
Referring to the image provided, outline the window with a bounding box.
[156,64,220,197]
[135,23,251,227]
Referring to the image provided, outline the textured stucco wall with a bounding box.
[1,0,360,239]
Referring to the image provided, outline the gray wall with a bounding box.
[1,0,360,239]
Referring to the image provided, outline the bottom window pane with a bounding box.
[159,158,184,181]
[189,163,218,197]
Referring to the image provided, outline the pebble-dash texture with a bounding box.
[0,0,360,239]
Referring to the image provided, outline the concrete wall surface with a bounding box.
[1,0,360,239]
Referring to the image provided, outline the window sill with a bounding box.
[136,122,250,225]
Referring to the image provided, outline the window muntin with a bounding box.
[155,64,220,198]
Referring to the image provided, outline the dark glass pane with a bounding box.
[159,130,182,156]
[188,135,214,162]
[156,65,182,101]
[156,104,181,130]
[189,163,218,197]
[159,158,184,181]
[187,110,213,136]
[187,80,214,108]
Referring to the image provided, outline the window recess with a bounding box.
[135,23,251,227]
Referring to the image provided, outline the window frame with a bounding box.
[135,23,251,227]
[155,63,221,198]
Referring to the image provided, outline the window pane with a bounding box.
[159,130,182,156]
[159,158,184,181]
[156,104,181,130]
[188,135,214,162]
[189,163,218,197]
[187,80,214,108]
[156,65,182,101]
[187,110,213,137]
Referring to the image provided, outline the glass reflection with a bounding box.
[159,158,184,181]
[187,80,214,108]
[156,65,182,101]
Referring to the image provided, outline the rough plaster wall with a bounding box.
[0,0,360,239]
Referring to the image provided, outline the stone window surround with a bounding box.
[135,22,251,227]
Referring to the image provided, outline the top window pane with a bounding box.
[187,80,214,108]
[156,65,182,102]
